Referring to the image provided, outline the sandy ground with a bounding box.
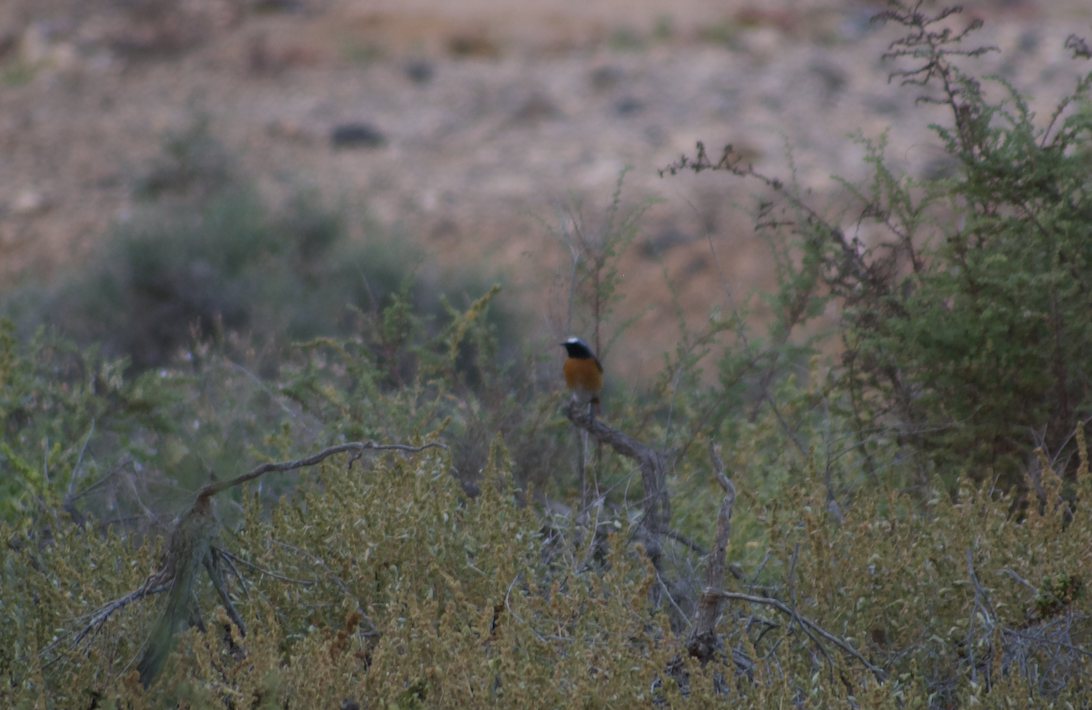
[1,0,1090,371]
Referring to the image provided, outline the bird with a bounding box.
[560,337,603,416]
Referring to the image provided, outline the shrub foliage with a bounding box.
[664,3,1092,491]
[4,435,1092,708]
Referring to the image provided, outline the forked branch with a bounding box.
[564,403,670,563]
[680,443,887,685]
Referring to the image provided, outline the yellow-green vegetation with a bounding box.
[4,432,1092,707]
[3,3,1092,708]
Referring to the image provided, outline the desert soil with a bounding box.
[1,0,1090,371]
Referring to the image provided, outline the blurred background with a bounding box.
[1,0,1088,374]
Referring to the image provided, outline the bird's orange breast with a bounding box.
[563,357,603,394]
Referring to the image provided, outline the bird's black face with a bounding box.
[561,338,594,359]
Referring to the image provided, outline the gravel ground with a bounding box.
[1,0,1090,368]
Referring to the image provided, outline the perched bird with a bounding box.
[561,337,603,415]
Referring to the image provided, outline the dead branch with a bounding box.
[564,402,670,563]
[967,551,1092,693]
[64,576,172,654]
[55,439,441,687]
[204,440,445,499]
[686,442,736,663]
[205,547,246,636]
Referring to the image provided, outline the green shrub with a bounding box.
[131,113,233,201]
[0,316,329,525]
[0,320,127,521]
[35,186,416,372]
[665,4,1092,493]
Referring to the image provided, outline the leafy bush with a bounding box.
[0,321,127,521]
[665,5,1092,493]
[0,317,325,526]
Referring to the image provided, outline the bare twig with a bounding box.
[60,577,172,655]
[232,362,313,427]
[786,542,835,679]
[1002,622,1092,659]
[205,440,445,499]
[205,548,246,637]
[218,547,315,586]
[67,419,95,498]
[749,550,772,591]
[578,496,603,571]
[716,590,888,683]
[966,548,990,684]
[67,457,131,503]
[267,538,377,633]
[664,528,709,557]
[655,570,693,631]
[998,567,1039,594]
